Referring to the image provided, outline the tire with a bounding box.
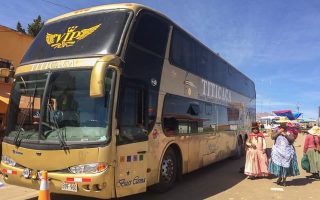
[150,147,177,193]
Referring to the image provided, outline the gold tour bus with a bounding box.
[0,3,256,199]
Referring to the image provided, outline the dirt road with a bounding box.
[1,134,319,200]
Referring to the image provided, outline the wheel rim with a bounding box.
[161,156,174,183]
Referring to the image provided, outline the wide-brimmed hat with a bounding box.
[276,117,291,123]
[308,126,320,136]
[277,123,288,131]
[251,122,259,130]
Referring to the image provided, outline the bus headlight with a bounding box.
[23,168,31,178]
[68,163,108,174]
[1,155,16,167]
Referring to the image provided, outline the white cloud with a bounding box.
[256,98,296,107]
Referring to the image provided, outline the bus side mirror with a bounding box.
[0,68,10,78]
[90,55,120,98]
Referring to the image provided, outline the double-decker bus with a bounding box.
[0,3,255,199]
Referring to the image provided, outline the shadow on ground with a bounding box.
[122,158,246,200]
[285,177,317,186]
[27,157,246,200]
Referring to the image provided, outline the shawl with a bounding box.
[271,135,295,168]
[248,132,264,139]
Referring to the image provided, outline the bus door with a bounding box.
[115,82,148,197]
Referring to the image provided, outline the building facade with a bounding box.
[0,25,33,69]
[0,25,33,134]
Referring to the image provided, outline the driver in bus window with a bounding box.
[57,90,79,126]
[58,90,78,112]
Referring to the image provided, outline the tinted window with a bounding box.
[6,69,114,144]
[22,10,131,64]
[163,95,202,135]
[163,94,233,135]
[133,13,169,57]
[120,11,169,138]
[227,107,240,121]
[170,28,196,73]
[118,84,148,144]
[203,103,217,133]
[169,27,255,99]
[148,90,158,130]
[163,95,235,134]
[217,105,228,130]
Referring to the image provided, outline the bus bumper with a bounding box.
[1,162,114,199]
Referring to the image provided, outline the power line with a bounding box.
[41,0,73,11]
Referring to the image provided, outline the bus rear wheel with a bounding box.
[151,147,177,192]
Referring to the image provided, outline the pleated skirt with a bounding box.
[306,149,320,174]
[269,154,300,178]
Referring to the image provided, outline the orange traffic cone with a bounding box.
[38,171,50,200]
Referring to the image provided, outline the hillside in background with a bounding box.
[256,112,273,120]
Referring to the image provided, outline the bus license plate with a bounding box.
[61,182,78,192]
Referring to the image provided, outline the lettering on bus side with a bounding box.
[118,179,132,187]
[117,176,146,187]
[200,79,232,103]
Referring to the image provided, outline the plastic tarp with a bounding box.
[293,112,302,119]
[272,110,302,120]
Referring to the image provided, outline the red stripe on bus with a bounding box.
[82,178,91,183]
[66,177,74,182]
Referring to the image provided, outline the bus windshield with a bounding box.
[5,69,114,146]
[21,9,131,64]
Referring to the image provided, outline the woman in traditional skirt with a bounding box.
[269,122,300,186]
[303,126,320,178]
[244,122,269,179]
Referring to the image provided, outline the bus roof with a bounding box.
[46,3,163,24]
[32,3,254,96]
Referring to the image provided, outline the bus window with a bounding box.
[170,28,197,74]
[202,103,217,133]
[205,103,212,115]
[118,84,148,144]
[163,94,205,135]
[21,10,131,64]
[147,90,158,131]
[163,117,178,135]
[122,12,169,136]
[216,105,228,131]
[227,107,240,121]
[133,12,169,57]
[187,103,200,116]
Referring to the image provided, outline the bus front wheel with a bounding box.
[151,147,177,192]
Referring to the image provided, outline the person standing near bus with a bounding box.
[244,122,269,179]
[269,122,300,186]
[303,125,320,178]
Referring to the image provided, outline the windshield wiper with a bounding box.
[14,85,37,147]
[46,102,68,150]
[38,72,68,150]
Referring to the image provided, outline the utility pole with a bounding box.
[296,102,300,113]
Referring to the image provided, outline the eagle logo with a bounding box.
[46,24,101,49]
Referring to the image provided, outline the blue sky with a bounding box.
[1,0,319,119]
